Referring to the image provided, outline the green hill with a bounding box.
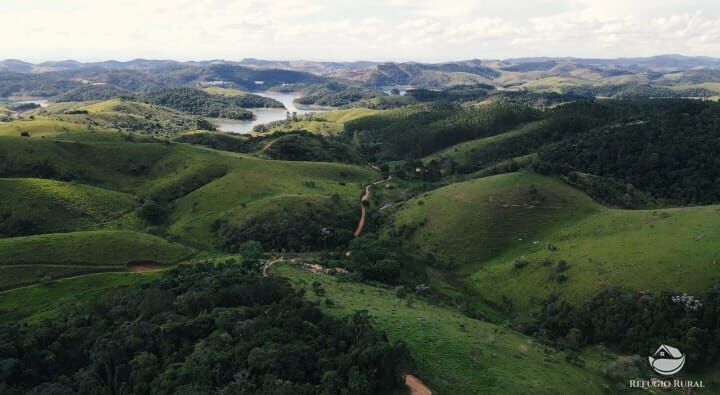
[0,178,136,236]
[392,172,599,266]
[30,98,212,136]
[468,204,720,310]
[166,154,376,247]
[0,230,194,289]
[422,120,546,169]
[0,271,158,322]
[262,108,379,135]
[273,262,614,394]
[0,230,195,266]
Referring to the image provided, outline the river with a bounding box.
[213,91,329,134]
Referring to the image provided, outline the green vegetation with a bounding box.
[30,98,212,135]
[0,230,195,266]
[392,172,599,266]
[257,108,379,135]
[0,230,194,289]
[422,120,546,169]
[0,264,409,394]
[344,102,538,159]
[5,59,720,392]
[274,263,614,394]
[0,178,135,236]
[140,87,251,119]
[469,204,720,310]
[0,272,158,322]
[54,84,131,102]
[293,81,383,107]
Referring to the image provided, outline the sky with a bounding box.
[2,0,720,62]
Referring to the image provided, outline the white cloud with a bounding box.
[1,0,719,61]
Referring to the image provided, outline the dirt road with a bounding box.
[353,176,391,237]
[405,375,432,395]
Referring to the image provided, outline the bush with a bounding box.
[514,259,529,269]
[137,200,167,224]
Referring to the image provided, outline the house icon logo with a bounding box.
[648,344,685,375]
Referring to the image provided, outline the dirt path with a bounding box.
[261,257,292,277]
[261,139,276,152]
[127,261,170,272]
[405,375,432,395]
[353,176,391,237]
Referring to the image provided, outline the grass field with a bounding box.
[167,152,377,247]
[262,108,379,135]
[0,230,194,289]
[392,172,599,265]
[273,263,615,394]
[202,87,247,96]
[24,99,204,136]
[467,204,720,310]
[0,230,195,266]
[422,121,545,168]
[0,271,160,322]
[0,178,136,235]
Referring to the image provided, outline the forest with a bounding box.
[0,263,410,394]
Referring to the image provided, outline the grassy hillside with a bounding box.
[262,108,379,135]
[392,172,599,266]
[0,271,159,322]
[0,230,194,289]
[29,98,211,136]
[273,263,614,394]
[0,230,195,266]
[468,204,720,310]
[0,118,115,138]
[422,120,546,168]
[167,154,377,247]
[0,135,377,249]
[0,178,136,236]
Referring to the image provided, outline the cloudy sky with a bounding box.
[2,0,720,62]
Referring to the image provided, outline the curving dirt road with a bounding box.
[353,176,391,237]
[405,375,432,395]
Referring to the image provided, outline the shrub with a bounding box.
[514,259,529,269]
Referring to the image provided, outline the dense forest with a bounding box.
[344,102,538,159]
[140,88,275,120]
[292,82,383,107]
[176,131,364,164]
[0,263,410,394]
[524,283,720,372]
[212,196,358,252]
[537,100,720,204]
[54,84,132,102]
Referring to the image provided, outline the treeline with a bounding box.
[537,99,720,205]
[293,82,383,107]
[0,263,410,394]
[405,84,494,103]
[212,195,357,252]
[176,131,364,164]
[0,72,80,97]
[344,102,539,159]
[413,99,720,206]
[54,84,133,102]
[522,284,720,371]
[140,88,277,120]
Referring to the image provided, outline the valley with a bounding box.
[2,55,720,394]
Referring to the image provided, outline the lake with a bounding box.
[213,91,329,134]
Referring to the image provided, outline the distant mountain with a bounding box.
[504,54,720,71]
[0,59,34,73]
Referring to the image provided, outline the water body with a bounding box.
[381,85,412,96]
[214,91,329,134]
